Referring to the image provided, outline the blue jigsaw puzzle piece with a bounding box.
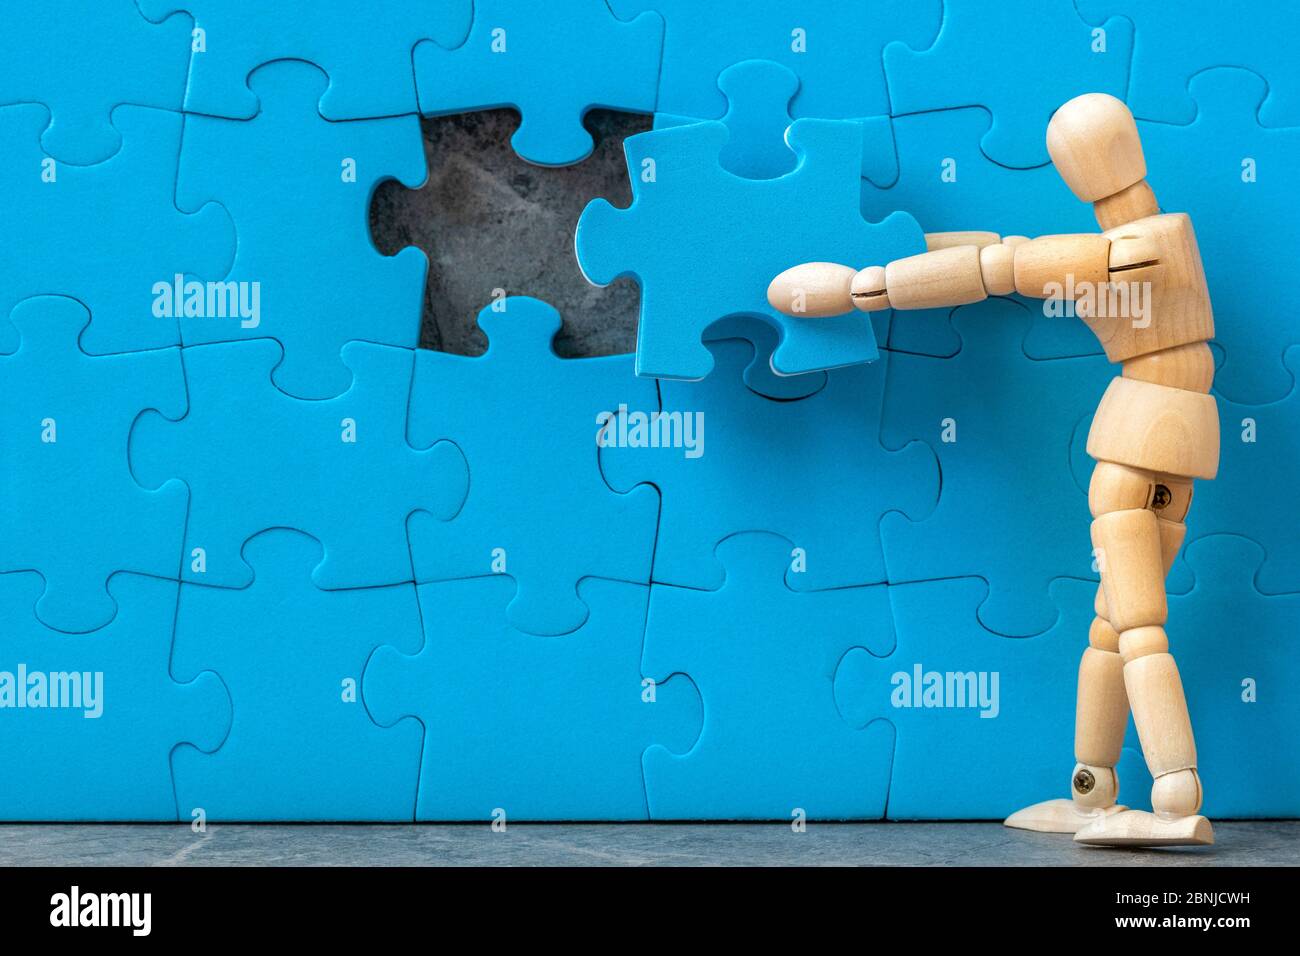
[881,298,1113,637]
[0,104,234,357]
[1077,0,1300,126]
[861,107,1101,359]
[129,338,468,591]
[0,570,230,820]
[655,59,901,186]
[612,0,941,127]
[884,0,1133,168]
[643,532,895,819]
[176,60,428,399]
[416,0,664,166]
[837,577,1088,818]
[577,119,925,380]
[172,529,422,821]
[1180,345,1300,594]
[137,0,473,119]
[601,338,938,591]
[1137,68,1300,405]
[0,296,188,633]
[0,0,190,165]
[407,297,658,636]
[1110,536,1300,818]
[364,575,702,820]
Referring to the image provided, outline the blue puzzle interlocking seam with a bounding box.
[416,0,665,167]
[136,0,473,120]
[406,297,659,636]
[129,338,468,591]
[0,296,188,634]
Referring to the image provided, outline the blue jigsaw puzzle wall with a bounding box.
[1,0,1296,821]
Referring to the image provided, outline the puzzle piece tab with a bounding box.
[407,298,658,636]
[643,532,895,819]
[577,119,925,379]
[129,338,468,591]
[0,296,187,633]
[881,298,1112,637]
[364,575,702,820]
[172,530,423,821]
[416,0,664,166]
[654,59,900,186]
[0,104,234,357]
[1077,0,1300,126]
[836,577,1085,818]
[0,0,190,165]
[0,570,231,821]
[177,60,428,399]
[884,0,1133,168]
[137,0,473,119]
[1138,68,1300,405]
[601,338,937,591]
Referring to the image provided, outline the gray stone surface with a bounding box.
[369,109,651,358]
[1,822,1294,867]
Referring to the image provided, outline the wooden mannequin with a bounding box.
[768,93,1218,847]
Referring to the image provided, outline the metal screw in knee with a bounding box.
[1073,768,1096,795]
[1152,484,1172,510]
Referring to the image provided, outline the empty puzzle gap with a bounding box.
[369,108,651,358]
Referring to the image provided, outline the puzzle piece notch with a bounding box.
[1135,67,1300,406]
[1077,0,1300,127]
[364,574,702,820]
[643,531,895,819]
[703,317,828,402]
[176,59,428,399]
[577,118,925,380]
[415,0,664,166]
[883,0,1134,168]
[172,529,423,821]
[129,337,468,591]
[612,0,941,126]
[0,103,235,357]
[0,296,188,633]
[0,1,191,166]
[654,58,901,186]
[601,337,938,592]
[0,570,231,820]
[407,297,658,636]
[835,576,1086,819]
[880,297,1113,637]
[136,0,473,120]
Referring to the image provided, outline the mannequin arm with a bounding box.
[768,231,1156,317]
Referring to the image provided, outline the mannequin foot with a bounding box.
[1004,798,1127,834]
[1074,809,1214,847]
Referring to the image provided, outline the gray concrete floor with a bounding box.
[1,822,1294,866]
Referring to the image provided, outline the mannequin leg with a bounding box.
[1003,594,1128,833]
[1075,473,1211,846]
